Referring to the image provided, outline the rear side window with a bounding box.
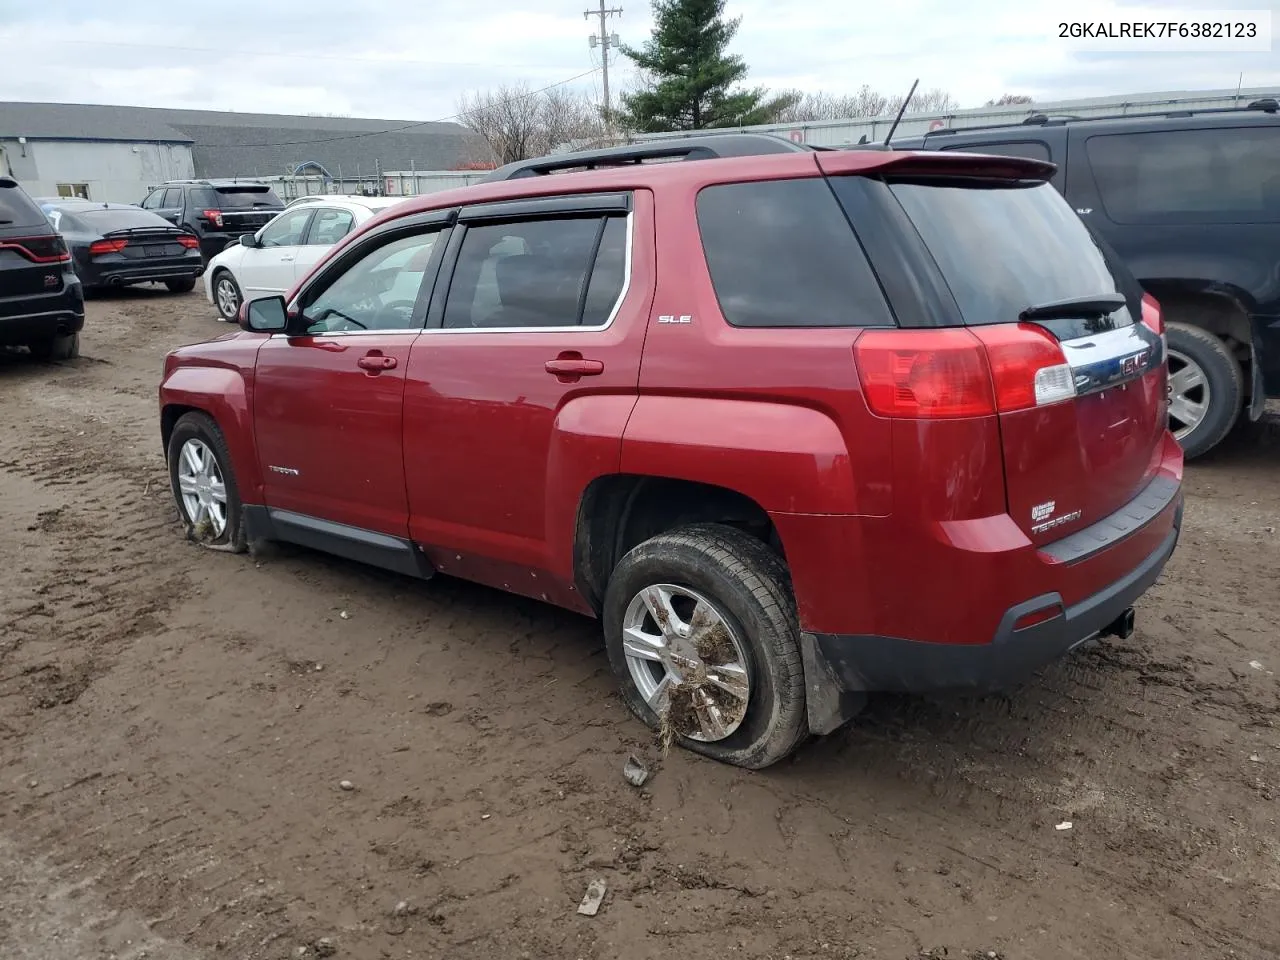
[881,179,1125,326]
[0,182,49,228]
[941,140,1051,162]
[696,178,892,328]
[1086,127,1280,224]
[216,186,283,209]
[442,215,626,329]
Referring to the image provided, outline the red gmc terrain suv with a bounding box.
[159,134,1184,769]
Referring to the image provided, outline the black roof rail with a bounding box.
[480,132,814,182]
[923,97,1280,139]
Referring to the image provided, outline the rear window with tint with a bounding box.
[883,179,1125,326]
[696,178,893,328]
[75,207,172,231]
[0,182,49,228]
[216,186,283,209]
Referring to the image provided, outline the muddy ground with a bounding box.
[1,288,1277,960]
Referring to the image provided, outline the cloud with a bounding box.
[0,0,1276,118]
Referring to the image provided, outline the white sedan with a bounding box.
[203,195,404,321]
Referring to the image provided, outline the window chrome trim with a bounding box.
[421,212,634,336]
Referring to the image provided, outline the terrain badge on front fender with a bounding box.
[269,465,299,476]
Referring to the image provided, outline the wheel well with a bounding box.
[573,475,780,615]
[160,404,199,455]
[1148,287,1254,383]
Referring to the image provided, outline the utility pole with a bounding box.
[585,0,622,126]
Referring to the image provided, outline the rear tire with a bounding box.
[165,278,197,293]
[603,523,808,769]
[212,270,242,322]
[1166,322,1243,459]
[28,332,80,362]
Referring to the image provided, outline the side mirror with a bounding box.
[239,233,260,249]
[242,296,289,334]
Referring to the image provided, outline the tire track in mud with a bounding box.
[1,298,1278,959]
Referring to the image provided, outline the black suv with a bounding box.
[0,177,84,361]
[141,179,284,262]
[893,99,1280,458]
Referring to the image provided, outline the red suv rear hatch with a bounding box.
[827,153,1168,544]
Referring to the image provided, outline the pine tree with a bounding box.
[618,0,792,132]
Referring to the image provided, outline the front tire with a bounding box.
[165,277,197,293]
[1166,322,1243,459]
[603,524,808,769]
[167,411,247,552]
[212,271,242,322]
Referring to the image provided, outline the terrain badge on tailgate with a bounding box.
[1031,499,1083,535]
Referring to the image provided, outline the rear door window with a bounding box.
[696,178,893,328]
[872,178,1125,326]
[442,215,623,329]
[0,182,47,228]
[1086,126,1280,224]
[161,188,183,208]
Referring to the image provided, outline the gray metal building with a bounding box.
[0,102,483,204]
[627,86,1280,148]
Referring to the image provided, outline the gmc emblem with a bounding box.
[1121,350,1149,377]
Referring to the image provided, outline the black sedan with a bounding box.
[37,199,204,294]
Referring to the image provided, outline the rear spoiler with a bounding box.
[818,150,1056,182]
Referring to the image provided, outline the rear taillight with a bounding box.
[88,238,128,256]
[853,329,995,418]
[854,324,1075,419]
[1141,293,1163,335]
[178,235,200,249]
[202,209,224,228]
[0,235,71,263]
[971,324,1076,411]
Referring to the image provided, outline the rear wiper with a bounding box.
[1020,293,1126,320]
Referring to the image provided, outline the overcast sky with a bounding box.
[0,0,1277,121]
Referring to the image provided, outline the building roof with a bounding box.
[0,101,193,142]
[0,102,485,178]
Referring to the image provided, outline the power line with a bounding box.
[37,38,550,71]
[229,68,604,148]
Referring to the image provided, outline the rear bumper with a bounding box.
[83,258,204,288]
[798,482,1183,735]
[0,281,85,345]
[808,505,1179,693]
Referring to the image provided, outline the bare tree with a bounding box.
[455,83,604,164]
[986,93,1034,106]
[772,86,891,123]
[887,87,959,116]
[772,85,958,124]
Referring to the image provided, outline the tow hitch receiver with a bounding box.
[1102,607,1136,640]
